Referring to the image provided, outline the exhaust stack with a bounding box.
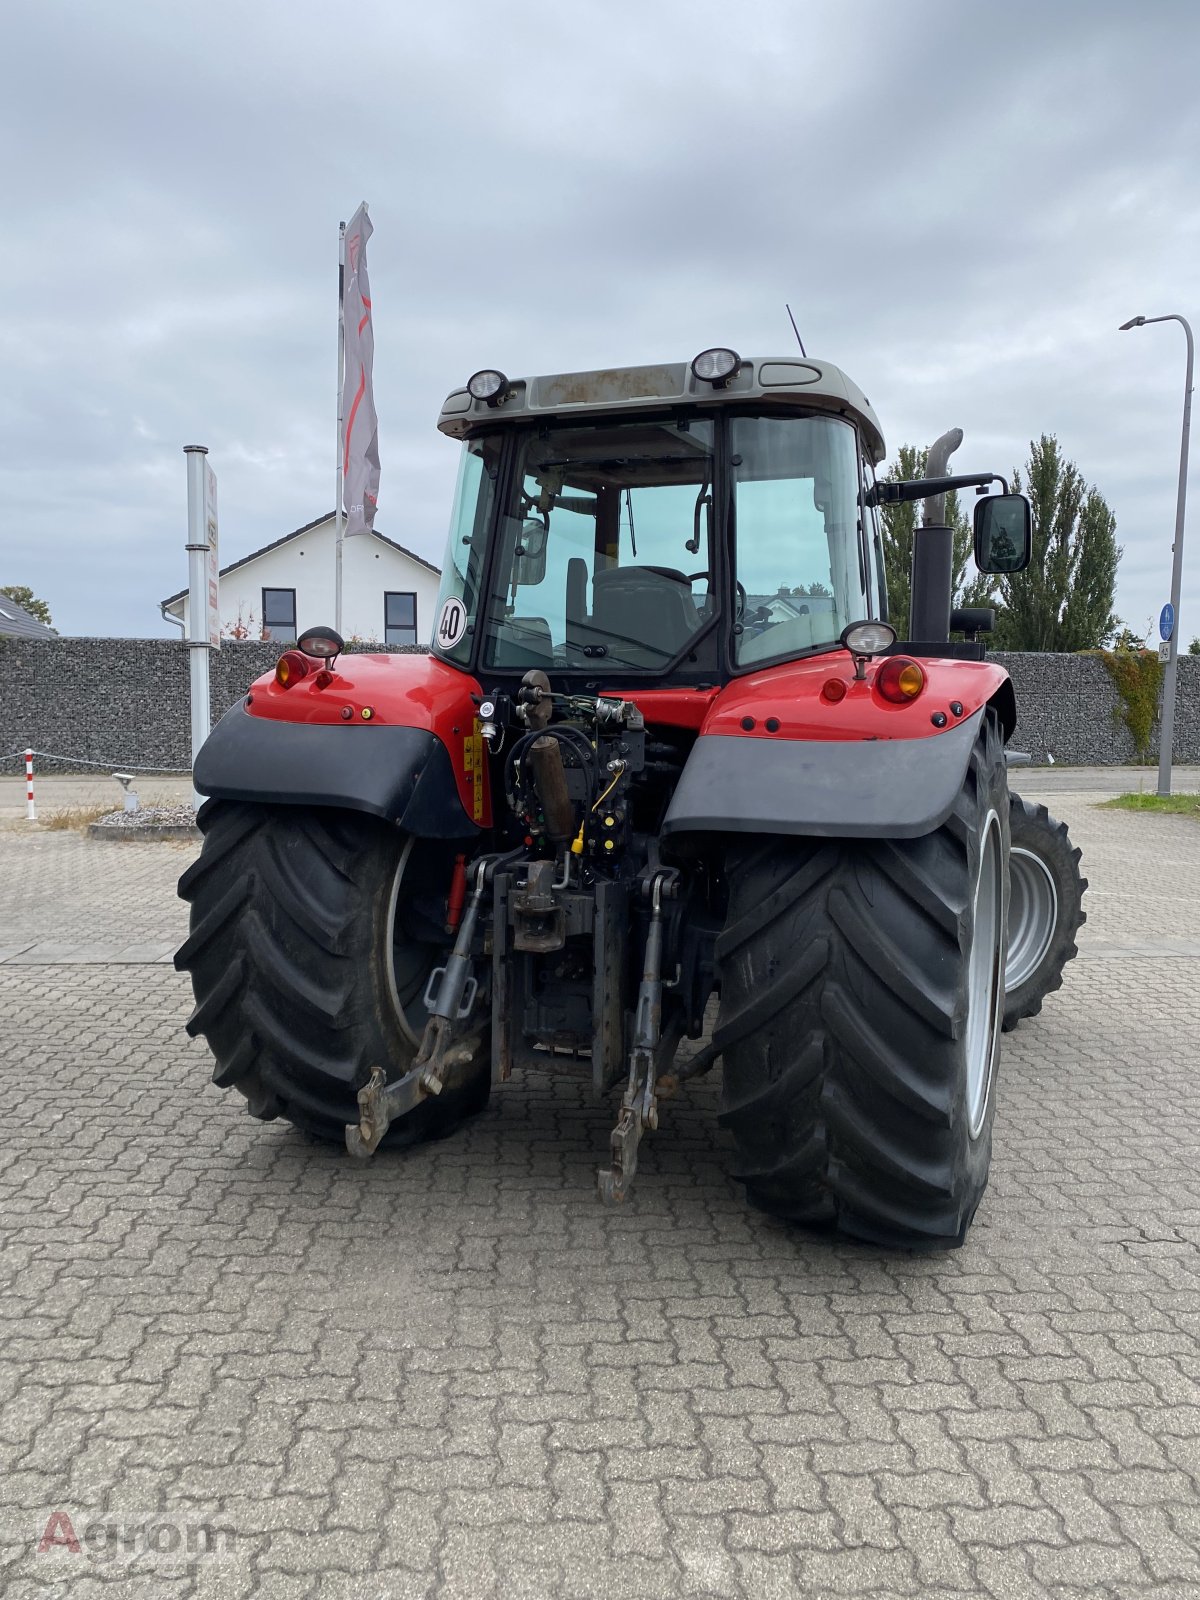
[909,427,963,644]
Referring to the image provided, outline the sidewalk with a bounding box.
[1010,761,1200,794]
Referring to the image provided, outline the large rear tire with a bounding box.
[715,711,1009,1248]
[1003,793,1086,1031]
[175,803,489,1144]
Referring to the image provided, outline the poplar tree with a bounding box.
[991,435,1120,651]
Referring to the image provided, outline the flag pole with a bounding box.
[334,219,346,635]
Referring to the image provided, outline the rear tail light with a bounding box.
[275,650,310,689]
[821,678,847,703]
[876,657,926,704]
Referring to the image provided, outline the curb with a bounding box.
[88,823,201,843]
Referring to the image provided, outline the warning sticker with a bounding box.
[462,723,485,823]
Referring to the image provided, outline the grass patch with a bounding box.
[1100,792,1200,817]
[38,804,116,832]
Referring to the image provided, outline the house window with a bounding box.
[385,592,417,646]
[262,588,297,639]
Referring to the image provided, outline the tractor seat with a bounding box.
[586,566,700,666]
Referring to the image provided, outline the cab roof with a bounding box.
[437,355,886,464]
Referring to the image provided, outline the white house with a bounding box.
[161,513,442,646]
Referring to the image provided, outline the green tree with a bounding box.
[987,436,1120,651]
[879,445,992,640]
[0,585,52,626]
[1188,637,1200,655]
[1111,625,1146,652]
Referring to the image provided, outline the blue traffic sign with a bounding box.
[1160,603,1175,642]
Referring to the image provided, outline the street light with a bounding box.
[1120,312,1194,796]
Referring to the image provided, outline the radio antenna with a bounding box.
[785,303,807,357]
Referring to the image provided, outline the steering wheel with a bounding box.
[636,566,710,586]
[636,566,745,623]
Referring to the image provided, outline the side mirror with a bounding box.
[512,517,549,586]
[973,493,1032,573]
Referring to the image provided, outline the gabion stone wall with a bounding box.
[993,652,1200,765]
[0,639,428,774]
[0,638,1197,774]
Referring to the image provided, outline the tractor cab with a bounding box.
[431,351,888,686]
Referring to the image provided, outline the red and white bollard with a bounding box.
[25,749,36,822]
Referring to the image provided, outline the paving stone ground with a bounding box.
[2,777,1200,1598]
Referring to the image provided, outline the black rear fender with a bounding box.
[194,702,478,838]
[662,708,990,841]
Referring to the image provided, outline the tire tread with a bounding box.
[176,802,488,1144]
[717,711,1008,1247]
[1002,792,1087,1030]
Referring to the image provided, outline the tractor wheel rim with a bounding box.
[1006,845,1058,995]
[385,837,437,1049]
[966,812,1003,1139]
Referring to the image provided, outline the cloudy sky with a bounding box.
[2,0,1197,643]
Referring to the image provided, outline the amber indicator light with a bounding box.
[876,657,926,704]
[275,650,310,689]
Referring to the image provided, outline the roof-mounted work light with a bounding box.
[467,369,510,404]
[691,347,741,385]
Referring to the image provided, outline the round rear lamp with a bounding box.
[840,620,897,657]
[691,347,740,384]
[876,656,926,704]
[821,677,847,703]
[467,369,509,403]
[275,649,310,689]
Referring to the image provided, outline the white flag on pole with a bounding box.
[340,203,379,536]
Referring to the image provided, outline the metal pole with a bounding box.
[1123,315,1193,794]
[25,749,35,822]
[184,445,212,811]
[1157,318,1194,796]
[334,220,346,636]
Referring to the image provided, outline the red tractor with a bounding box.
[177,349,1084,1248]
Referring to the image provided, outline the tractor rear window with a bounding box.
[731,414,865,666]
[480,418,717,672]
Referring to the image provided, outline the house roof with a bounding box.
[161,513,441,608]
[0,594,58,639]
[743,592,835,621]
